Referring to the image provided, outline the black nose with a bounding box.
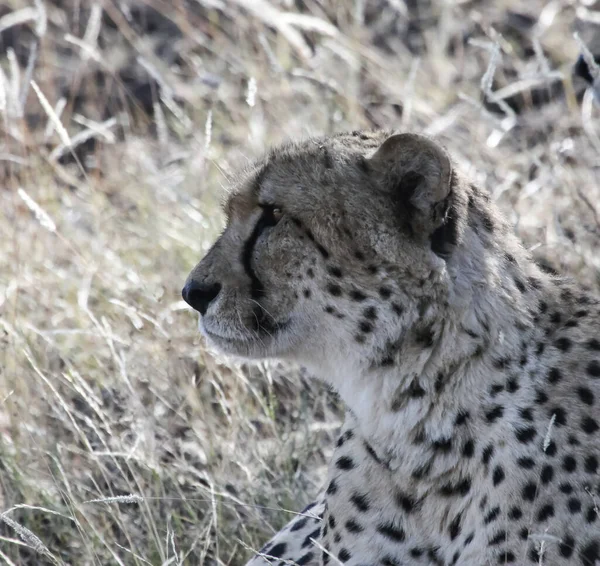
[182,281,222,315]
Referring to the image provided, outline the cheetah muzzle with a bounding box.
[183,130,600,566]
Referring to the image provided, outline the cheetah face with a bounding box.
[182,132,459,369]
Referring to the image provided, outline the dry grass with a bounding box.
[0,0,599,564]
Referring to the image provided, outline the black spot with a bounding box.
[485,506,501,524]
[415,326,435,347]
[327,283,342,297]
[268,543,287,557]
[395,491,418,514]
[296,553,314,565]
[377,522,406,542]
[545,441,557,456]
[492,465,505,486]
[464,532,475,547]
[368,265,378,275]
[587,361,600,378]
[551,406,567,426]
[408,380,426,398]
[537,503,554,521]
[493,357,510,370]
[355,334,366,344]
[345,519,363,533]
[328,515,336,529]
[560,483,574,494]
[432,437,452,453]
[448,514,462,540]
[541,465,554,484]
[490,384,504,397]
[303,289,311,298]
[338,548,351,561]
[480,212,494,233]
[316,244,329,259]
[482,445,495,465]
[353,250,365,261]
[559,535,575,558]
[517,457,535,469]
[326,479,338,495]
[391,302,404,316]
[455,411,470,426]
[515,426,536,444]
[528,546,542,563]
[563,455,577,472]
[515,279,526,293]
[522,482,537,501]
[568,498,582,513]
[580,540,600,565]
[548,367,562,384]
[463,439,475,458]
[302,527,320,549]
[582,416,599,434]
[587,506,598,523]
[519,407,534,422]
[349,289,367,302]
[588,339,600,351]
[359,320,374,333]
[364,442,383,465]
[585,455,599,474]
[506,377,519,393]
[578,387,595,405]
[412,461,432,480]
[439,477,471,497]
[508,506,522,520]
[535,389,549,404]
[327,266,343,278]
[379,287,392,299]
[550,312,562,324]
[485,405,504,423]
[363,306,377,320]
[291,517,309,531]
[434,372,445,393]
[488,530,506,546]
[350,493,369,512]
[498,551,516,563]
[555,337,572,351]
[336,456,355,470]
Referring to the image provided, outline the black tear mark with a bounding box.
[241,210,278,300]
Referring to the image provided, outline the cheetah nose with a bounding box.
[181,281,222,315]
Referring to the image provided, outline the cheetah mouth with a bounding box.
[200,317,292,356]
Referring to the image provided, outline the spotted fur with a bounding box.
[183,131,600,565]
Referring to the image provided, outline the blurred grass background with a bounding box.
[0,0,599,564]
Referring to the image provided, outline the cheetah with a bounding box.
[182,131,600,565]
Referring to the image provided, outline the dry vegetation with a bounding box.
[0,0,599,564]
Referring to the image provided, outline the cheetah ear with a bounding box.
[369,133,453,235]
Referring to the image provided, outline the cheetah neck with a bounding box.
[317,233,550,483]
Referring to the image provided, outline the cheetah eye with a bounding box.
[259,203,284,226]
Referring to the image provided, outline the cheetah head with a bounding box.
[182,132,469,377]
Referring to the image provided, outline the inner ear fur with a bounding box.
[368,133,457,257]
